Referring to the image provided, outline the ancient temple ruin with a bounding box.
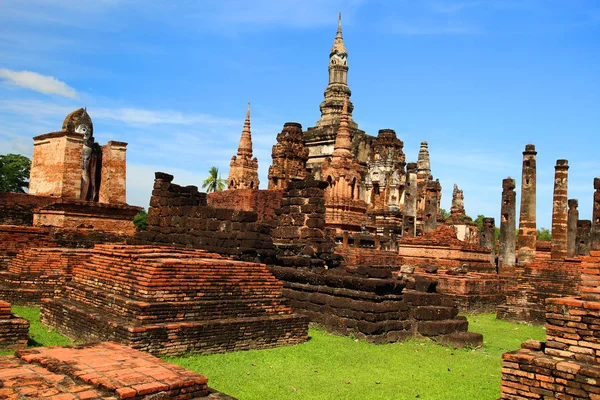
[227,103,259,190]
[19,108,140,234]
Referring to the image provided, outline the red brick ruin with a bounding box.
[2,13,600,400]
[1,342,232,399]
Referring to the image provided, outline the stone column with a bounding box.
[567,199,579,258]
[499,178,516,270]
[592,178,600,251]
[423,182,438,234]
[577,220,591,256]
[480,217,496,264]
[402,162,417,237]
[517,144,537,265]
[551,160,569,260]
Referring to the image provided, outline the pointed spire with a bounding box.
[417,141,431,176]
[332,98,352,157]
[237,102,253,158]
[331,11,347,55]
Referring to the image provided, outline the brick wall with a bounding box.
[208,188,284,221]
[0,301,29,350]
[34,199,140,235]
[98,141,127,204]
[0,225,128,270]
[135,172,276,263]
[29,131,83,199]
[497,259,581,324]
[0,248,91,305]
[0,192,56,226]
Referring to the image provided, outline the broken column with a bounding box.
[499,178,516,271]
[550,160,569,260]
[517,144,537,265]
[567,199,578,258]
[592,177,600,251]
[480,217,496,264]
[577,220,591,256]
[402,162,417,237]
[423,181,439,234]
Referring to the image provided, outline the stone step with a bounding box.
[433,331,483,348]
[412,306,458,321]
[417,318,469,337]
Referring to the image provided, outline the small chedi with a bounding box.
[227,103,259,190]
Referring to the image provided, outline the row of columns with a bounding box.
[497,144,600,268]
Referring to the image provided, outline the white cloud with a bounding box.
[92,107,239,126]
[0,69,78,98]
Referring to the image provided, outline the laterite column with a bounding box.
[517,144,537,265]
[499,178,516,271]
[550,160,569,260]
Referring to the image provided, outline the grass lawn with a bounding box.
[11,307,545,400]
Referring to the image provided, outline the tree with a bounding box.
[202,166,226,193]
[537,228,552,241]
[0,154,31,193]
[133,209,148,230]
[440,208,450,219]
[473,214,485,231]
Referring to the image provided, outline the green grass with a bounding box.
[10,308,545,399]
[12,306,73,348]
[166,314,545,400]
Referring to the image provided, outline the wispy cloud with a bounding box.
[0,69,78,98]
[92,108,240,127]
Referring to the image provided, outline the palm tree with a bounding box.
[202,166,226,192]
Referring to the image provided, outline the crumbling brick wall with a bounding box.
[0,225,127,270]
[0,192,55,226]
[0,248,91,305]
[133,172,276,263]
[497,259,581,324]
[0,301,29,350]
[207,188,284,221]
[501,257,600,399]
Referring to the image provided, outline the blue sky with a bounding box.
[0,0,598,230]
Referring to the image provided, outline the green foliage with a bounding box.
[12,306,73,348]
[165,314,545,400]
[134,209,148,230]
[474,215,485,231]
[0,153,31,193]
[202,166,226,193]
[537,228,552,241]
[440,208,450,219]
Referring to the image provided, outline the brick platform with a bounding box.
[271,265,483,347]
[500,251,600,399]
[42,244,308,356]
[417,271,509,313]
[0,247,91,305]
[0,300,29,350]
[0,342,233,399]
[397,226,496,273]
